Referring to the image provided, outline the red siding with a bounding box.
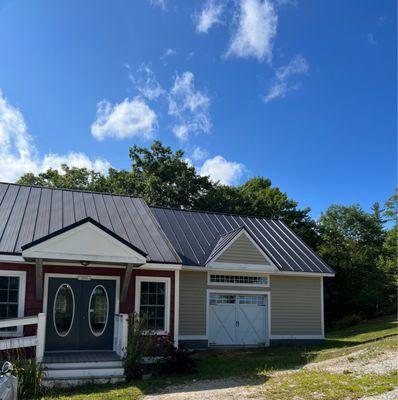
[0,262,176,341]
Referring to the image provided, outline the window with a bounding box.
[0,271,26,337]
[238,295,266,306]
[135,277,170,334]
[210,294,236,305]
[209,274,268,286]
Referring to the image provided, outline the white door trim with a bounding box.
[206,289,271,347]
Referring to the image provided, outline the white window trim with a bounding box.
[135,276,171,336]
[207,271,270,288]
[0,270,26,337]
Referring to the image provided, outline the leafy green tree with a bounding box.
[318,204,388,320]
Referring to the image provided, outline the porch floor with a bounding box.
[43,350,122,363]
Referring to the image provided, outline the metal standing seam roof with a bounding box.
[150,207,334,274]
[0,182,181,264]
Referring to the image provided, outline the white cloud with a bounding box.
[196,0,225,33]
[199,155,245,185]
[226,0,278,62]
[192,146,208,161]
[168,71,212,140]
[130,65,165,100]
[148,0,166,10]
[91,97,157,140]
[161,48,177,64]
[264,54,309,102]
[0,90,110,182]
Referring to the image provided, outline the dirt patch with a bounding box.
[359,387,398,400]
[305,348,398,376]
[144,378,264,400]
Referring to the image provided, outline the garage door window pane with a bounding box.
[210,294,235,305]
[238,295,266,306]
[140,282,165,331]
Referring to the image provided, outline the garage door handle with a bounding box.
[236,321,239,327]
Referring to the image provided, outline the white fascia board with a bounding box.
[22,222,146,264]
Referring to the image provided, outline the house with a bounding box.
[0,182,334,384]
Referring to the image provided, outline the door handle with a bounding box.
[236,321,239,327]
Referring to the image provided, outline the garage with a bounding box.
[208,292,268,346]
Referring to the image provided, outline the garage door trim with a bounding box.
[206,289,271,346]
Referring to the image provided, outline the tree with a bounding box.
[17,141,317,244]
[318,204,388,321]
[17,165,108,191]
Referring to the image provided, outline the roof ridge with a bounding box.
[0,181,144,200]
[149,205,282,221]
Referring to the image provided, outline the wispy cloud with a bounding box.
[130,64,165,100]
[91,97,157,140]
[148,0,166,10]
[264,54,309,102]
[367,33,377,45]
[192,146,208,161]
[199,155,245,185]
[168,71,212,140]
[0,90,110,182]
[195,0,225,34]
[226,0,278,62]
[161,48,177,64]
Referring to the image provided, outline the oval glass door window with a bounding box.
[89,285,109,337]
[54,284,75,337]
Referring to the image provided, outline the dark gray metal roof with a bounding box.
[150,207,334,274]
[205,227,243,264]
[0,183,181,264]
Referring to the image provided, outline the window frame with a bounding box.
[134,276,171,335]
[0,270,26,337]
[207,272,269,288]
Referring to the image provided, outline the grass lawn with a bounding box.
[43,315,397,400]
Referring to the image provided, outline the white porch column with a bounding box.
[35,313,46,363]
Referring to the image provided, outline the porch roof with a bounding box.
[0,182,181,264]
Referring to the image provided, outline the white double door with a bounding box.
[209,293,267,346]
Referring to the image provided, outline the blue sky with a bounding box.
[0,0,395,218]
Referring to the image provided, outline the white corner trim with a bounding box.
[321,276,325,337]
[0,270,26,337]
[174,270,180,347]
[135,276,171,336]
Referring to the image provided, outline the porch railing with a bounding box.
[0,313,46,362]
[113,313,128,358]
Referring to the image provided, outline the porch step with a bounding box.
[42,376,125,388]
[44,365,125,379]
[42,351,125,387]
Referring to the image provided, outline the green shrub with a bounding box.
[124,313,155,381]
[11,356,44,399]
[330,314,363,330]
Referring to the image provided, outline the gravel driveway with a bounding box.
[144,347,397,400]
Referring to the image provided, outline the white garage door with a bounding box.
[208,293,268,346]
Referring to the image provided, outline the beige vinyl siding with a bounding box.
[270,276,322,336]
[179,271,207,335]
[215,234,269,265]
